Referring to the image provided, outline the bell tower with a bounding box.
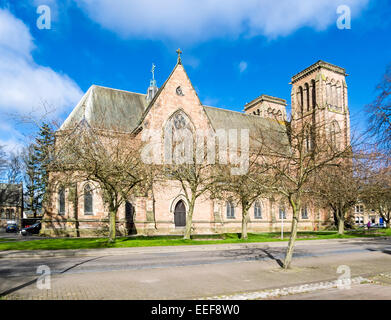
[290,60,350,150]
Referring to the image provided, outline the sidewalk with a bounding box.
[3,248,391,300]
[1,237,388,260]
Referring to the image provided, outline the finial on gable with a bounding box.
[176,48,182,65]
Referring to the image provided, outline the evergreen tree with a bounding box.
[33,123,55,206]
[23,144,40,217]
[22,123,55,217]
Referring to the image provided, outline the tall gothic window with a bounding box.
[164,110,194,164]
[254,202,262,219]
[311,80,316,109]
[305,83,310,112]
[301,206,309,219]
[330,121,341,150]
[304,126,313,153]
[332,84,338,107]
[279,205,286,219]
[326,82,332,105]
[298,86,304,116]
[58,187,65,215]
[84,184,93,215]
[226,201,235,219]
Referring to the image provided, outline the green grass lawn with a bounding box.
[0,229,390,251]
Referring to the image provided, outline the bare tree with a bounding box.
[0,146,7,178]
[51,123,150,242]
[212,147,272,240]
[261,119,352,269]
[312,156,361,234]
[367,65,391,154]
[361,154,391,228]
[7,151,23,184]
[160,145,216,240]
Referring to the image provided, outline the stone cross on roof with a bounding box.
[176,48,182,64]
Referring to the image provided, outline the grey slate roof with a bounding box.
[0,183,23,207]
[59,84,289,152]
[203,106,290,151]
[60,85,148,132]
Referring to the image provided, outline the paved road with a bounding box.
[1,238,391,299]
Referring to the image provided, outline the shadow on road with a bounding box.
[0,256,103,298]
[260,248,284,268]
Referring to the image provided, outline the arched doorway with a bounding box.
[125,202,137,235]
[174,200,186,227]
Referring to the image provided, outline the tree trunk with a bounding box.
[283,209,299,269]
[336,208,345,235]
[241,206,249,240]
[109,210,117,242]
[73,184,80,238]
[338,216,345,235]
[184,198,195,240]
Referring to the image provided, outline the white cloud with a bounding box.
[0,9,82,117]
[239,61,248,73]
[75,0,369,42]
[0,120,26,154]
[0,7,34,58]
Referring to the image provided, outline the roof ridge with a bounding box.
[91,84,146,96]
[203,105,287,125]
[203,105,249,116]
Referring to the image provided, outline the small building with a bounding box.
[353,203,382,226]
[0,183,23,227]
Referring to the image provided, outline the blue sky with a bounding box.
[0,0,390,153]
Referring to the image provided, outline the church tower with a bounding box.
[244,94,287,121]
[290,60,350,150]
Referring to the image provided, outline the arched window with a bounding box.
[336,85,342,110]
[330,121,341,150]
[0,208,4,218]
[226,201,235,219]
[305,83,310,112]
[164,110,194,164]
[254,202,262,219]
[301,206,309,219]
[279,205,286,220]
[311,80,316,109]
[332,84,338,107]
[6,209,10,219]
[304,125,313,152]
[298,86,304,116]
[84,184,93,215]
[326,82,332,105]
[58,187,65,215]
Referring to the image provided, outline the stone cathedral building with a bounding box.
[42,53,350,237]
